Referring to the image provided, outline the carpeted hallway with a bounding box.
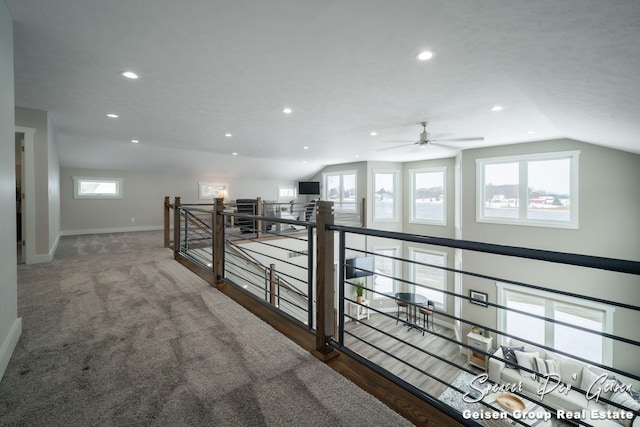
[0,231,413,426]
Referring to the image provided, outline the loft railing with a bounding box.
[164,196,640,427]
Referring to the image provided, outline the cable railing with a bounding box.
[164,196,640,427]
[331,224,640,427]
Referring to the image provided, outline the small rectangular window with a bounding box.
[73,177,123,199]
[278,185,297,201]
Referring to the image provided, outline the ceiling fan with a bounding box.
[381,122,484,150]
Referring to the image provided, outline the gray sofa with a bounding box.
[487,340,639,427]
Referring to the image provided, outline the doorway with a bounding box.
[15,126,35,265]
[15,132,24,264]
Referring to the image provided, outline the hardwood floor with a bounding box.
[343,311,475,400]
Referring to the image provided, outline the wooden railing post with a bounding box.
[256,196,263,238]
[173,197,181,257]
[269,263,277,306]
[315,200,336,358]
[164,196,171,248]
[213,197,225,286]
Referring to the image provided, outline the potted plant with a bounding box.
[355,279,365,303]
[471,325,480,334]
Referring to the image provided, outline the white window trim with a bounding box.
[476,150,580,229]
[73,176,123,199]
[372,169,399,223]
[408,247,447,310]
[322,170,358,212]
[496,282,614,365]
[372,245,401,300]
[409,167,447,226]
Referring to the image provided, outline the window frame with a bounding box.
[408,247,447,310]
[277,185,297,202]
[476,150,580,229]
[409,167,447,226]
[73,176,123,199]
[496,282,614,365]
[322,170,357,212]
[372,169,399,223]
[372,246,401,300]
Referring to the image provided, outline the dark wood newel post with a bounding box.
[315,200,336,357]
[269,263,277,306]
[164,196,171,248]
[173,197,181,257]
[256,196,263,238]
[213,197,225,286]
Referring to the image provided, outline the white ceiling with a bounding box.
[7,0,640,181]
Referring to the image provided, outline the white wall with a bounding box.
[0,2,22,381]
[60,167,295,234]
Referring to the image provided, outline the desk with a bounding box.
[394,292,428,331]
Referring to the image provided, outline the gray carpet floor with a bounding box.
[0,231,413,426]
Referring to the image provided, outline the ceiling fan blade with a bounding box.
[431,136,484,143]
[377,143,416,151]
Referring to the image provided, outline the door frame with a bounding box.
[15,126,35,264]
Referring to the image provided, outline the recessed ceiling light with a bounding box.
[131,139,139,143]
[416,51,434,61]
[225,133,232,137]
[491,105,504,112]
[370,131,378,136]
[526,130,535,135]
[232,152,238,156]
[120,71,139,79]
[106,113,119,118]
[354,154,360,158]
[282,107,293,114]
[302,160,307,164]
[303,146,309,150]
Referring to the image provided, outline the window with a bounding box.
[373,247,399,299]
[409,167,446,225]
[476,151,579,228]
[497,283,613,364]
[277,185,297,201]
[73,177,123,199]
[323,170,357,211]
[373,170,399,221]
[409,247,447,308]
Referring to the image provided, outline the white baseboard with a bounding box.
[0,318,22,381]
[27,233,60,264]
[60,225,163,237]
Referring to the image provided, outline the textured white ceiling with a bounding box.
[7,0,640,180]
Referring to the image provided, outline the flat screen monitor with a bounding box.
[298,181,320,195]
[345,256,374,279]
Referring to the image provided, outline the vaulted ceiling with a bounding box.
[7,0,640,180]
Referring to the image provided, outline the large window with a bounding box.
[476,151,579,228]
[409,248,447,308]
[373,170,399,222]
[373,247,399,299]
[73,177,123,199]
[409,167,446,225]
[497,283,613,364]
[323,170,357,211]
